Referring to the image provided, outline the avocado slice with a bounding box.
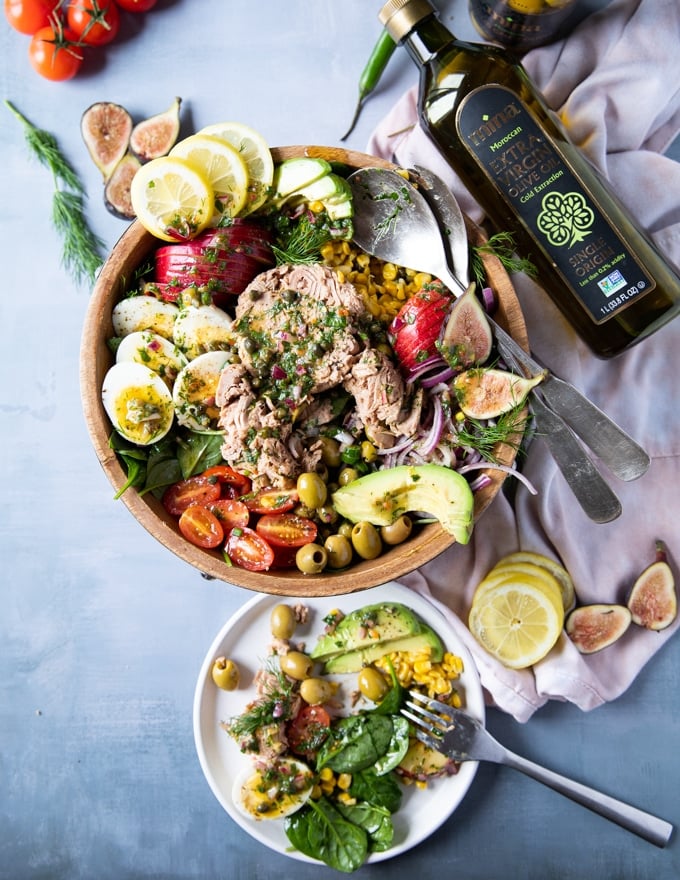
[325,628,445,674]
[310,602,423,661]
[331,464,474,544]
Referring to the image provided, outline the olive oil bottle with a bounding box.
[379,0,680,357]
[468,0,578,52]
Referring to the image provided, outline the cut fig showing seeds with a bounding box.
[81,102,133,181]
[453,367,543,419]
[130,96,182,162]
[627,540,677,631]
[565,604,632,654]
[104,153,142,219]
[440,283,493,368]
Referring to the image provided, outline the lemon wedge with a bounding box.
[468,579,564,669]
[170,134,249,219]
[199,121,274,213]
[130,156,214,242]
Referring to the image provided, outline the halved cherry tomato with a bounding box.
[206,499,250,531]
[225,527,274,572]
[179,505,224,549]
[242,487,299,515]
[202,465,252,498]
[4,0,52,35]
[28,25,84,81]
[256,513,317,548]
[162,475,221,516]
[115,0,156,10]
[67,0,120,47]
[286,705,331,757]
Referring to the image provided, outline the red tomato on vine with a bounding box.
[67,0,120,47]
[115,0,156,10]
[28,24,84,81]
[4,0,53,34]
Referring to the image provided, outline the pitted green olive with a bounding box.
[338,467,359,486]
[279,651,313,681]
[296,472,327,509]
[299,677,338,705]
[357,667,390,702]
[296,543,328,574]
[270,603,296,640]
[211,656,240,691]
[324,534,353,570]
[337,521,354,539]
[380,515,413,546]
[320,437,341,468]
[351,522,382,560]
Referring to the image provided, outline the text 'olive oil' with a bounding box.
[379,0,680,357]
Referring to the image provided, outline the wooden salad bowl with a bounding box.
[79,146,528,597]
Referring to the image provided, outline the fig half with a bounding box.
[104,153,142,219]
[627,540,677,631]
[81,102,133,181]
[566,604,632,654]
[441,283,493,368]
[453,367,543,419]
[130,96,182,162]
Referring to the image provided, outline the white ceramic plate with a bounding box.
[193,582,484,865]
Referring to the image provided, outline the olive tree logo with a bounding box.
[537,191,595,247]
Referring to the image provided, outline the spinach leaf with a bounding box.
[371,658,406,716]
[177,431,224,478]
[349,768,403,814]
[336,800,394,853]
[317,714,393,773]
[285,797,368,873]
[142,444,182,497]
[373,715,410,776]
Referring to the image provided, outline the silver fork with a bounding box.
[402,691,673,847]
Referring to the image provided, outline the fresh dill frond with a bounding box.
[472,231,537,287]
[272,213,334,265]
[6,100,105,286]
[225,662,297,741]
[456,404,531,462]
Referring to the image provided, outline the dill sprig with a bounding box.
[272,213,334,265]
[456,404,531,462]
[225,663,297,741]
[6,100,105,286]
[472,231,537,287]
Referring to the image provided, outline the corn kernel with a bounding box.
[337,792,357,806]
[337,773,352,790]
[309,200,325,214]
[319,767,335,782]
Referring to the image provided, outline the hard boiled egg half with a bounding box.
[102,362,174,446]
[173,350,230,432]
[232,758,314,821]
[116,330,187,388]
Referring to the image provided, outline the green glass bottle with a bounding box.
[468,0,578,52]
[379,0,680,357]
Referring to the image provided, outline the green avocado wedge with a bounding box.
[325,629,444,674]
[331,464,474,544]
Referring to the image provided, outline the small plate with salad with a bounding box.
[193,582,484,871]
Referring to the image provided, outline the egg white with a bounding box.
[102,362,174,446]
[173,304,234,360]
[172,350,230,432]
[231,759,314,821]
[116,331,187,388]
[112,296,179,340]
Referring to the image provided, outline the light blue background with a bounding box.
[2,2,678,878]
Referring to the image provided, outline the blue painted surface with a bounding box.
[1,2,678,878]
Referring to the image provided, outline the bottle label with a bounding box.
[456,85,655,323]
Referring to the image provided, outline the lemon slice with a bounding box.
[492,552,576,612]
[468,580,564,669]
[170,134,249,218]
[130,156,214,242]
[198,121,274,213]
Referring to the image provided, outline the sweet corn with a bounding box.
[337,773,352,791]
[375,647,465,699]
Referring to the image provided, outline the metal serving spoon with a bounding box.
[347,167,648,522]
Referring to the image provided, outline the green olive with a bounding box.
[324,534,353,570]
[361,440,377,463]
[299,677,337,705]
[296,543,328,574]
[357,667,390,702]
[211,656,240,691]
[320,436,341,468]
[279,651,313,681]
[338,467,359,486]
[316,505,338,526]
[296,472,328,509]
[351,522,382,560]
[337,521,354,539]
[380,515,413,546]
[270,603,296,640]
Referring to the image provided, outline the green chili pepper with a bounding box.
[340,29,396,141]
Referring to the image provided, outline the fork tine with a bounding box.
[404,700,452,731]
[408,689,456,717]
[413,728,445,753]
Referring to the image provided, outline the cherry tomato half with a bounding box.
[256,513,317,548]
[4,0,52,34]
[242,487,299,515]
[162,475,221,516]
[286,705,331,757]
[179,505,224,549]
[225,527,274,572]
[28,25,84,81]
[115,0,156,10]
[67,0,120,47]
[202,465,252,498]
[206,499,250,531]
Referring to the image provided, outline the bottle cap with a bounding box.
[379,0,435,42]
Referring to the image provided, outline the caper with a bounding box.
[324,534,353,570]
[242,337,256,354]
[320,437,341,468]
[380,514,413,546]
[281,288,298,303]
[357,667,390,702]
[296,543,328,574]
[270,603,296,640]
[211,656,240,691]
[338,467,359,486]
[279,650,313,681]
[308,343,324,360]
[351,522,382,560]
[299,677,337,705]
[296,472,327,509]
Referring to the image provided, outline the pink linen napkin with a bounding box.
[367,0,680,721]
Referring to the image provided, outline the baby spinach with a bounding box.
[285,797,368,873]
[349,768,402,813]
[373,715,410,776]
[336,800,394,853]
[317,714,394,773]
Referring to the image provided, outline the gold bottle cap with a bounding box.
[379,0,435,42]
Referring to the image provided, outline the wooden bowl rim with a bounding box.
[79,145,528,597]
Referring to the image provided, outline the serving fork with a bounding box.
[402,691,673,847]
